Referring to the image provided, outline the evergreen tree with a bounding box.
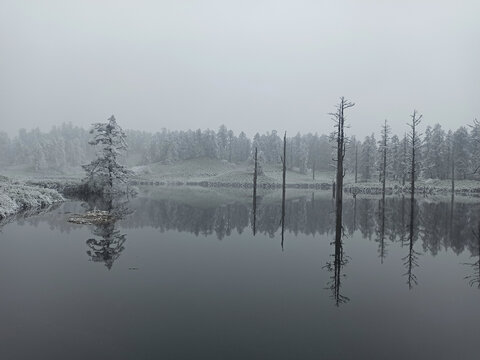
[82,115,133,194]
[361,134,377,181]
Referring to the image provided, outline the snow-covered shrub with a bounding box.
[0,180,64,219]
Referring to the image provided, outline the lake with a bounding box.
[1,190,479,359]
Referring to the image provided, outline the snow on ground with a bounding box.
[133,158,335,185]
[0,177,64,220]
[3,158,480,199]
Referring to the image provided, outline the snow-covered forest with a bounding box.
[1,121,478,182]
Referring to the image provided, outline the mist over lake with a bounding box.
[1,1,480,359]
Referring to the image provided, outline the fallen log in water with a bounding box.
[68,210,116,225]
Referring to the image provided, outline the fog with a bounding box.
[1,0,479,137]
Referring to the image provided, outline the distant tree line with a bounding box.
[1,121,479,181]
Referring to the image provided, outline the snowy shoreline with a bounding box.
[0,178,64,220]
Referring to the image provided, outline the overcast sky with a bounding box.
[1,0,479,139]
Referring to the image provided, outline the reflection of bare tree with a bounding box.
[376,198,387,263]
[78,195,477,257]
[252,147,258,236]
[324,206,349,306]
[252,196,257,236]
[400,196,406,246]
[464,221,480,289]
[353,194,357,232]
[402,199,420,289]
[280,200,285,251]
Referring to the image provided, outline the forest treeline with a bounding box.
[1,121,478,181]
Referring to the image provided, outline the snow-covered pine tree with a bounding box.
[82,115,133,194]
[360,134,377,181]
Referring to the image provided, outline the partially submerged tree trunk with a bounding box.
[380,119,390,202]
[451,145,455,195]
[402,133,407,186]
[331,97,355,232]
[324,97,354,305]
[408,110,422,203]
[252,147,258,235]
[403,110,422,289]
[354,142,358,184]
[281,132,287,249]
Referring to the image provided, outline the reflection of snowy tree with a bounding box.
[86,222,126,270]
[84,194,132,270]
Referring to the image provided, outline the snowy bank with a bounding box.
[0,179,64,220]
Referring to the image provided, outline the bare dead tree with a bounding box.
[379,119,391,202]
[401,111,422,289]
[330,97,355,232]
[323,97,354,306]
[252,147,258,235]
[407,110,423,202]
[354,140,358,184]
[280,132,287,249]
[376,120,390,262]
[451,139,455,195]
[402,133,407,186]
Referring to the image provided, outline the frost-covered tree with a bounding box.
[423,124,447,179]
[0,131,11,166]
[360,134,377,181]
[216,125,229,160]
[233,131,251,162]
[82,115,132,194]
[390,135,402,182]
[453,126,470,180]
[469,118,480,177]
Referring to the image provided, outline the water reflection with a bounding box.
[402,199,420,289]
[464,220,480,288]
[376,197,387,263]
[17,192,480,279]
[324,198,349,306]
[83,195,132,270]
[86,222,126,270]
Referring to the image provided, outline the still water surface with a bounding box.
[0,191,479,359]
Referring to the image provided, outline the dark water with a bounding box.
[0,192,479,360]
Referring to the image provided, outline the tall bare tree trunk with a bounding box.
[252,147,258,235]
[381,120,389,203]
[281,132,287,249]
[332,97,355,238]
[451,146,455,195]
[408,110,422,203]
[402,133,407,186]
[354,142,358,184]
